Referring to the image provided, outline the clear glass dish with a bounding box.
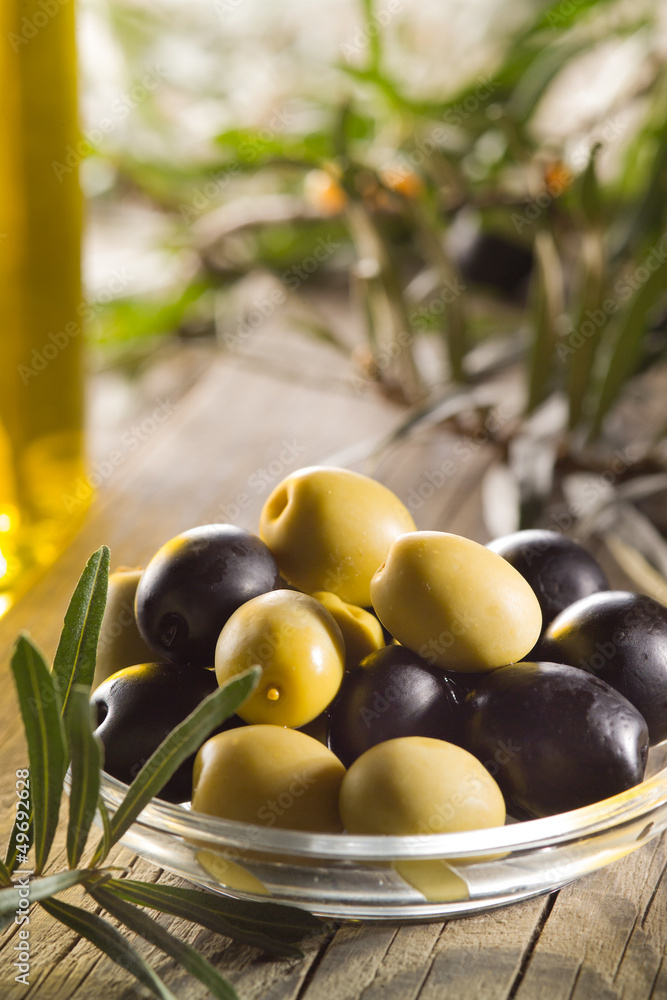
[97,742,667,921]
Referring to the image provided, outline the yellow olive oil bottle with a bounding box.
[0,0,89,614]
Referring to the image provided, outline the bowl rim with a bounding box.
[95,751,667,861]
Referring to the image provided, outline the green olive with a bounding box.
[192,725,346,832]
[312,591,384,668]
[339,736,505,835]
[214,590,345,728]
[258,466,416,607]
[370,531,542,671]
[92,568,154,691]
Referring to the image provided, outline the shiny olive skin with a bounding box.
[463,662,649,819]
[215,590,345,728]
[540,591,667,745]
[92,568,154,691]
[192,725,345,832]
[371,531,542,671]
[259,466,416,607]
[327,645,464,767]
[91,662,244,803]
[340,736,505,835]
[486,530,608,631]
[135,524,280,666]
[312,591,385,669]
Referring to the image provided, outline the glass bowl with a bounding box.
[94,419,667,921]
[97,741,667,921]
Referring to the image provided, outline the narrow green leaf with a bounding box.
[578,145,603,228]
[104,878,323,956]
[406,200,468,383]
[41,897,179,999]
[566,228,605,431]
[10,635,68,873]
[590,257,667,436]
[526,229,564,413]
[66,686,103,868]
[96,794,112,866]
[0,869,91,916]
[94,667,261,865]
[52,545,110,722]
[507,38,592,126]
[0,858,12,886]
[89,886,239,1000]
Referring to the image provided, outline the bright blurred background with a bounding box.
[79,0,667,414]
[4,0,667,610]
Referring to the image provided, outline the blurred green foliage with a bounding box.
[84,0,667,457]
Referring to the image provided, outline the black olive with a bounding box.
[539,591,667,745]
[135,524,280,666]
[463,661,648,819]
[456,231,533,300]
[91,661,244,803]
[487,529,608,632]
[326,645,463,768]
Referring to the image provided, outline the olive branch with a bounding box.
[0,546,326,999]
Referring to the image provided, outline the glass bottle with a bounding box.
[0,0,89,614]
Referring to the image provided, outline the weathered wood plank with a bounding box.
[416,895,551,1000]
[514,835,667,1000]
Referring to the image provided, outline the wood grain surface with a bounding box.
[1,348,665,999]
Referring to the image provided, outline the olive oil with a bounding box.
[0,0,89,613]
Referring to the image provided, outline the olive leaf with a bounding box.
[9,635,68,874]
[525,228,564,414]
[93,665,261,865]
[589,257,667,436]
[40,897,180,1000]
[0,857,12,887]
[103,878,324,957]
[52,545,110,721]
[66,686,104,868]
[89,885,239,1000]
[96,794,112,866]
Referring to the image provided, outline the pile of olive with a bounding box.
[91,466,666,843]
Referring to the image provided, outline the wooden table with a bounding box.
[1,347,666,1000]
